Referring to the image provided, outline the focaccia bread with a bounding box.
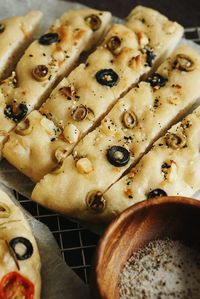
[40,5,183,142]
[0,188,41,298]
[0,8,112,153]
[3,6,184,181]
[31,45,200,222]
[103,105,200,220]
[0,11,42,81]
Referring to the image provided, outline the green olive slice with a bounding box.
[85,14,102,31]
[173,54,194,72]
[32,65,49,81]
[0,203,10,218]
[72,105,88,121]
[86,191,105,212]
[107,36,122,55]
[123,111,137,129]
[166,132,186,149]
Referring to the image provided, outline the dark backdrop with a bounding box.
[65,0,200,28]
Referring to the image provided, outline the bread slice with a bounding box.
[0,11,42,81]
[3,6,184,181]
[0,188,41,298]
[31,44,200,222]
[0,8,112,154]
[103,105,200,221]
[126,6,183,70]
[3,110,67,181]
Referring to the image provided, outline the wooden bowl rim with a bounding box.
[93,196,200,298]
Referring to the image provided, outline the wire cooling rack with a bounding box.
[14,27,200,284]
[184,27,200,44]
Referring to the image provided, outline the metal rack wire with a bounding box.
[15,27,200,284]
[184,27,200,43]
[15,191,99,283]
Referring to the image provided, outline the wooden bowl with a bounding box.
[91,196,200,299]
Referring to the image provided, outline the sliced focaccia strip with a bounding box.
[103,106,200,220]
[126,5,182,66]
[3,110,69,181]
[31,45,200,221]
[0,9,112,151]
[3,8,184,181]
[0,11,43,81]
[0,188,41,298]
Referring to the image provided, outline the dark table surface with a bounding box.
[67,0,200,28]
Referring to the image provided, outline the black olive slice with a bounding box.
[85,14,102,31]
[9,237,33,260]
[147,73,167,88]
[107,146,130,167]
[147,188,167,199]
[96,69,119,87]
[39,32,59,45]
[4,103,28,123]
[86,191,105,212]
[0,23,5,33]
[145,48,156,67]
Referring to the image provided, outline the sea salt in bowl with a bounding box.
[91,196,200,299]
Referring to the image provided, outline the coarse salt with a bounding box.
[119,239,200,299]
